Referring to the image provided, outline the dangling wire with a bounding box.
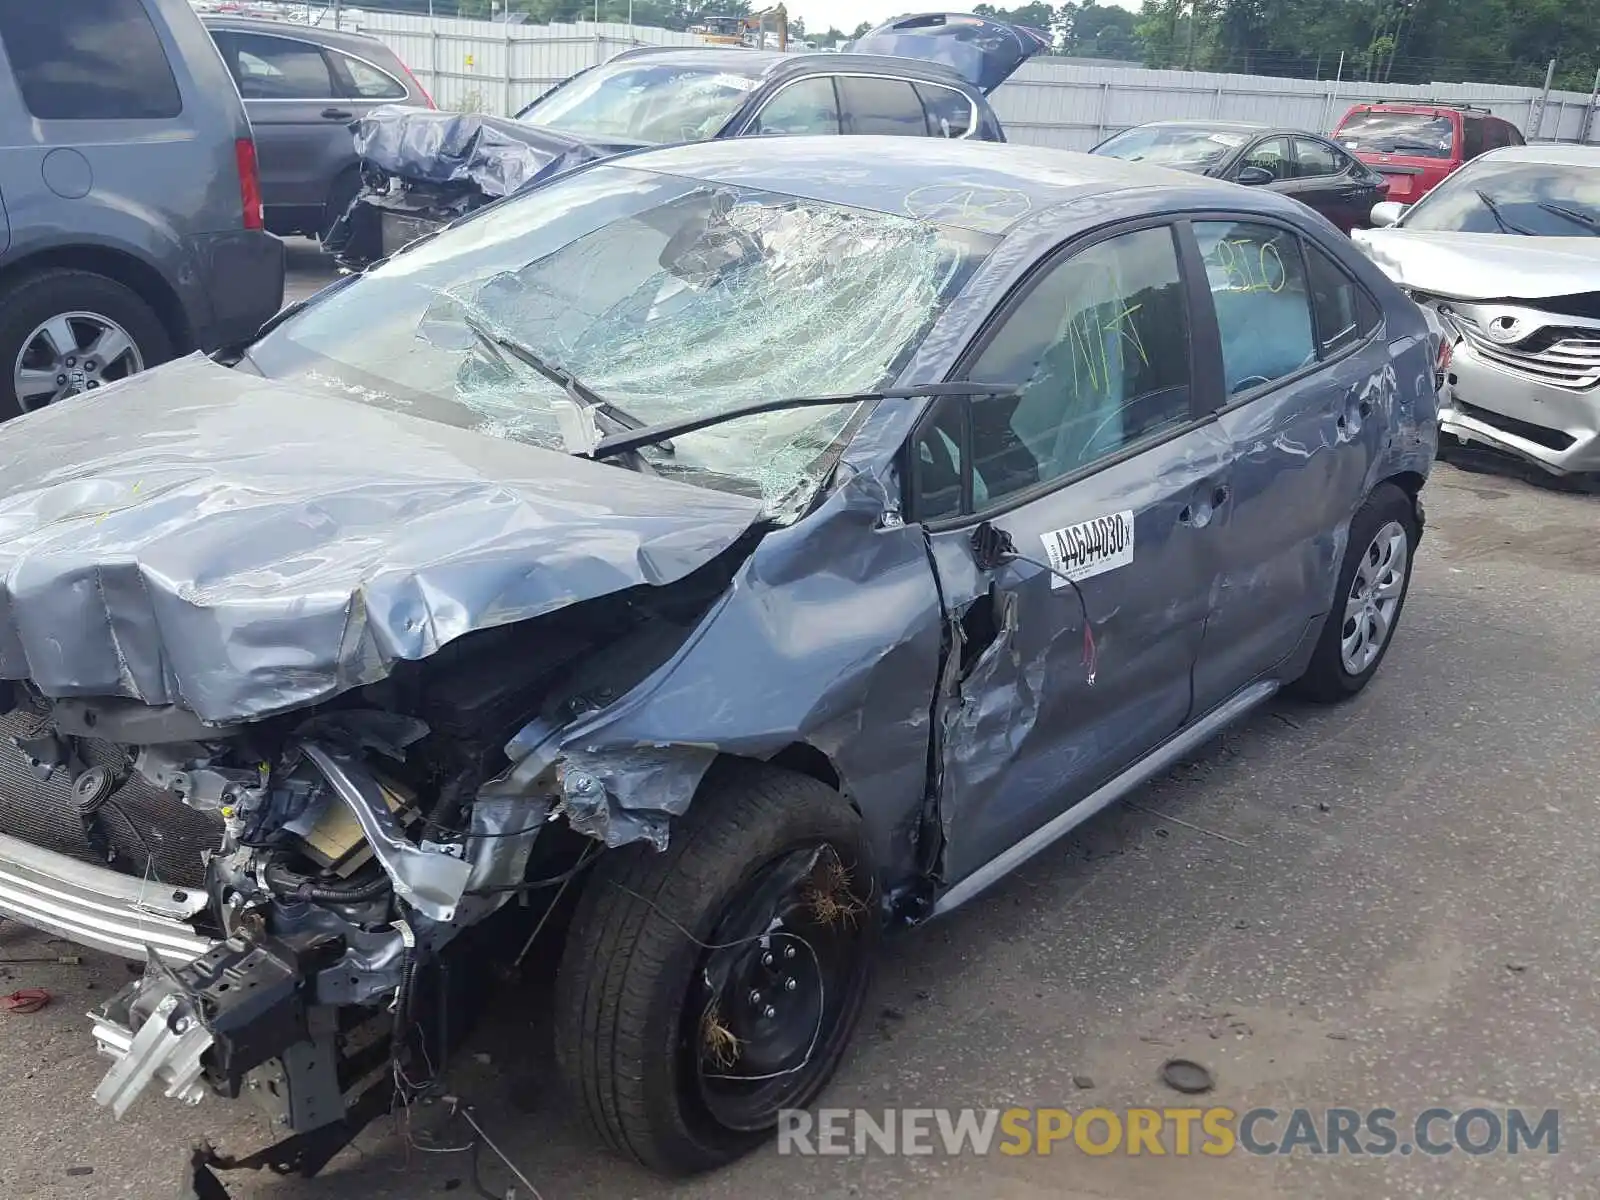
[1003,550,1098,687]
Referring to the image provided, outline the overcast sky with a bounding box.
[787,0,1136,37]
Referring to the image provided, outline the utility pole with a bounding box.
[1583,66,1600,144]
[1530,58,1557,140]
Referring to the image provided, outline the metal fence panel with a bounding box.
[340,13,1600,145]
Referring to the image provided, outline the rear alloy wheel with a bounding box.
[1291,482,1418,702]
[15,311,143,410]
[1339,519,1408,676]
[554,760,877,1175]
[0,270,171,418]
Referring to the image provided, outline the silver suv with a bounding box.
[0,0,285,418]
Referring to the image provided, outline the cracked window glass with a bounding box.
[518,61,763,143]
[249,164,991,512]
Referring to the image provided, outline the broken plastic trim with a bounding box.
[298,743,472,922]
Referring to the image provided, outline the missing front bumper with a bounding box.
[0,832,213,963]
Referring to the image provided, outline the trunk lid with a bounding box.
[845,12,1053,94]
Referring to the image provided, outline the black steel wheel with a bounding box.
[553,759,877,1175]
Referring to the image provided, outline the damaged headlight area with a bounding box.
[0,548,751,1183]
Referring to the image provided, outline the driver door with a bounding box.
[911,221,1231,887]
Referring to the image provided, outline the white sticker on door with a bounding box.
[1040,510,1135,586]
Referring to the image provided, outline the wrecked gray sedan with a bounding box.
[0,136,1439,1184]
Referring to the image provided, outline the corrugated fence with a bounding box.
[345,10,1600,143]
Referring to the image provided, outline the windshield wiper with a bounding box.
[1536,200,1600,234]
[458,313,670,450]
[1474,189,1537,236]
[587,383,1020,462]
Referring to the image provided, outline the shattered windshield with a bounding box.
[518,61,762,143]
[1093,125,1244,171]
[249,164,990,511]
[1401,158,1600,236]
[1337,112,1454,158]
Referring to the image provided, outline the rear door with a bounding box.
[211,29,352,224]
[1290,136,1372,232]
[1188,219,1388,711]
[913,221,1230,884]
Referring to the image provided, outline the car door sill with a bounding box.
[931,679,1279,917]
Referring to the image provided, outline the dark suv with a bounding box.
[0,1,284,418]
[204,16,433,240]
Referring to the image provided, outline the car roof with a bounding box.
[200,14,395,55]
[613,135,1266,234]
[1132,119,1272,133]
[610,45,973,89]
[1345,101,1491,117]
[1123,120,1338,140]
[1474,143,1600,167]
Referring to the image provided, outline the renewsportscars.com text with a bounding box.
[778,1106,1559,1157]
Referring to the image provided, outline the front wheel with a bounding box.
[1291,482,1419,702]
[553,760,877,1175]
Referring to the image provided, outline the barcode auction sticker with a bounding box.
[1040,510,1135,586]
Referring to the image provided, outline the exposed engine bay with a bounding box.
[0,550,746,1185]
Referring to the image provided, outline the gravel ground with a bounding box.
[0,316,1594,1200]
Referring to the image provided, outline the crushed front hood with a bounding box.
[0,356,762,725]
[846,12,1052,94]
[353,105,626,198]
[1353,228,1600,300]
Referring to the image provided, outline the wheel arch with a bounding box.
[0,246,193,354]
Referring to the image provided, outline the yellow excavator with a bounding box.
[691,5,788,50]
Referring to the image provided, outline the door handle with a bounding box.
[1178,482,1230,528]
[321,107,354,120]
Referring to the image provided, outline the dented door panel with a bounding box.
[929,420,1231,886]
[1191,349,1391,712]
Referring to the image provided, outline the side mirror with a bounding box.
[1235,165,1274,186]
[1370,200,1408,227]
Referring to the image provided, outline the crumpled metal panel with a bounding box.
[0,356,762,724]
[524,468,947,878]
[1352,227,1600,299]
[351,105,616,199]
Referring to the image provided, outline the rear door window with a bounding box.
[333,51,407,100]
[221,32,337,100]
[0,0,182,120]
[1292,137,1342,178]
[1304,243,1381,355]
[915,82,972,137]
[838,76,929,137]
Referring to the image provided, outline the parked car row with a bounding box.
[1090,101,1525,232]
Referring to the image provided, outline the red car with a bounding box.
[1332,101,1524,205]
